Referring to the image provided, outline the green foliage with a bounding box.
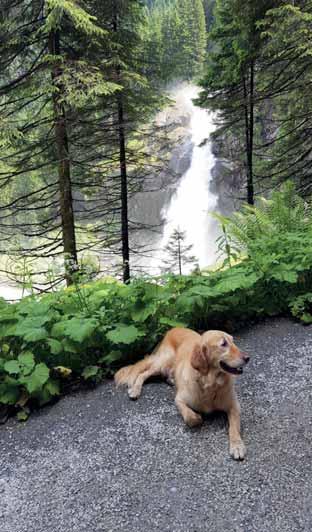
[82,365,101,380]
[106,325,145,345]
[1,184,312,420]
[144,0,207,82]
[0,351,51,405]
[45,0,105,35]
[215,181,310,251]
[289,294,312,325]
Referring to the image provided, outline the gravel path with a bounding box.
[1,318,312,532]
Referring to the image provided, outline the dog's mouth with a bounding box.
[220,361,243,375]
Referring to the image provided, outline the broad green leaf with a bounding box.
[271,270,298,283]
[18,352,35,375]
[301,313,312,324]
[23,328,48,343]
[51,321,68,338]
[47,338,63,355]
[52,318,98,343]
[62,338,78,353]
[99,350,123,364]
[65,318,98,343]
[106,325,144,345]
[45,379,60,396]
[89,289,110,307]
[159,317,187,328]
[4,360,20,374]
[21,363,50,394]
[0,379,20,404]
[0,321,17,339]
[17,300,51,317]
[131,304,156,322]
[15,315,50,334]
[82,365,100,379]
[14,316,49,342]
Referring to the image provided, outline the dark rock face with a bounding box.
[168,136,193,176]
[210,133,246,215]
[211,158,243,215]
[129,135,193,230]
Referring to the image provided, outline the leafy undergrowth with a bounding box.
[1,182,312,420]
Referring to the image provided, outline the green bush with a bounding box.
[0,182,311,419]
[289,293,312,324]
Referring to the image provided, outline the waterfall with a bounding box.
[159,85,219,273]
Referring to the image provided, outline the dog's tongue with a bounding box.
[220,361,243,375]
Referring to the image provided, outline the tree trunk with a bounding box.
[48,29,78,285]
[248,61,255,205]
[113,10,130,284]
[117,94,130,284]
[178,237,182,275]
[243,62,255,205]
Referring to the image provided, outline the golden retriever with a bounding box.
[115,327,250,460]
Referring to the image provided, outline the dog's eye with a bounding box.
[221,338,228,347]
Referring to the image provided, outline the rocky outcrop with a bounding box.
[210,132,246,215]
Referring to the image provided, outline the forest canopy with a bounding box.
[0,0,311,288]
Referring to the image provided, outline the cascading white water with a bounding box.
[159,85,219,272]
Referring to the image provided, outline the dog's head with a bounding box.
[191,330,250,376]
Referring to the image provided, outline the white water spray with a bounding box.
[160,85,219,272]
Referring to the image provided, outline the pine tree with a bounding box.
[145,0,207,83]
[0,0,118,285]
[198,0,275,204]
[176,0,207,79]
[162,229,198,275]
[257,2,312,195]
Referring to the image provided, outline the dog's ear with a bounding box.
[191,343,210,375]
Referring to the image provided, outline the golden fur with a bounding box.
[115,327,250,460]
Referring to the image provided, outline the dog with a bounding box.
[115,327,250,460]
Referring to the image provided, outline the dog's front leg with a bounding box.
[227,401,246,460]
[175,395,203,428]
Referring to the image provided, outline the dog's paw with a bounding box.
[185,411,203,428]
[128,387,141,400]
[230,440,246,461]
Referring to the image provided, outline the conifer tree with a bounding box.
[162,229,197,275]
[176,0,207,79]
[258,2,312,195]
[198,0,275,204]
[145,0,207,83]
[0,0,118,285]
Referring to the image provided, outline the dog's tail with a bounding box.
[114,357,152,389]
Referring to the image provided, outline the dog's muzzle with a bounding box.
[220,354,250,375]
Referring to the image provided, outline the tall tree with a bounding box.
[198,0,276,204]
[144,0,207,83]
[257,1,312,195]
[0,0,118,286]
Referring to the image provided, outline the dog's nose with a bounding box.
[242,354,250,364]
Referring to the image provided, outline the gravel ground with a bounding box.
[1,318,312,532]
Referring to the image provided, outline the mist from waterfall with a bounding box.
[158,85,219,273]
